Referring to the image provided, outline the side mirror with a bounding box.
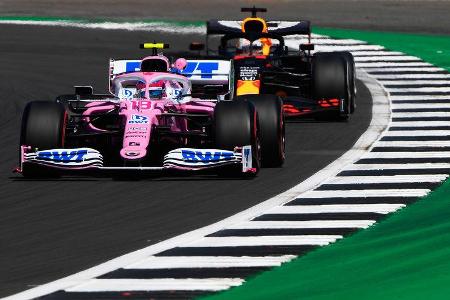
[300,43,314,51]
[189,42,205,51]
[75,86,93,95]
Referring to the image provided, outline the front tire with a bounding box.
[20,101,66,177]
[214,100,260,176]
[237,94,285,167]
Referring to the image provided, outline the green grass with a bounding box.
[314,27,450,71]
[203,29,450,300]
[204,179,450,300]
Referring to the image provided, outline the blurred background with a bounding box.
[0,0,449,34]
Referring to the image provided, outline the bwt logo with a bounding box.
[125,61,220,79]
[128,115,149,124]
[181,62,219,79]
[38,149,88,163]
[123,89,134,98]
[182,150,234,163]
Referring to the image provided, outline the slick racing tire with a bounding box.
[312,52,350,121]
[20,101,66,178]
[334,51,356,114]
[214,100,260,176]
[237,94,285,167]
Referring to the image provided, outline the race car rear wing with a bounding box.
[109,58,230,92]
[207,20,311,36]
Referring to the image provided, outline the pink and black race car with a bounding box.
[16,44,285,178]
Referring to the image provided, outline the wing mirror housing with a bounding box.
[189,42,205,51]
[75,86,93,95]
[300,43,315,51]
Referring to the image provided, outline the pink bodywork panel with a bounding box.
[82,72,215,160]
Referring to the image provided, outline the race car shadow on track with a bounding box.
[9,176,107,182]
[285,116,350,124]
[9,171,255,182]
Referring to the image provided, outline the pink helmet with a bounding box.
[172,58,187,71]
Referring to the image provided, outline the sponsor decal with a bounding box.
[125,131,145,134]
[37,149,88,163]
[163,148,241,170]
[123,60,229,82]
[181,62,219,79]
[123,88,134,98]
[172,88,182,97]
[242,145,252,172]
[181,149,234,163]
[244,147,251,161]
[239,66,259,81]
[128,127,147,132]
[128,114,149,124]
[131,100,152,110]
[126,61,221,80]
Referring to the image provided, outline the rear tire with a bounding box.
[237,94,285,167]
[334,51,356,113]
[20,101,66,177]
[214,101,260,176]
[312,52,350,121]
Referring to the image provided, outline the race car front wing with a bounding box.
[16,145,255,174]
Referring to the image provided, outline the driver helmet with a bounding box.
[236,38,251,55]
[135,81,147,98]
[171,58,187,74]
[252,40,264,55]
[148,87,163,99]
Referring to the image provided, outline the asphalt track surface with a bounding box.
[1,0,450,34]
[0,25,372,297]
